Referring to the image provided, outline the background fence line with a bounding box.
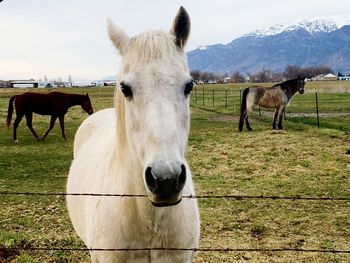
[192,86,350,129]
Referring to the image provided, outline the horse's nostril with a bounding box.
[145,167,157,193]
[178,164,186,189]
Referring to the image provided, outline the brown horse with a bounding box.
[239,77,305,131]
[6,92,93,141]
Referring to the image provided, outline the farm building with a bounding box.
[323,73,338,81]
[9,80,73,88]
[10,80,56,88]
[311,73,337,81]
[0,80,11,88]
[339,76,350,81]
[223,77,232,83]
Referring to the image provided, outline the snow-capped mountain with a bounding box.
[187,18,350,74]
[246,18,338,37]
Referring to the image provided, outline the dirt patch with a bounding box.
[0,245,19,261]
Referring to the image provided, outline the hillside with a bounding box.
[187,19,350,74]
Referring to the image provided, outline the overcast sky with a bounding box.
[1,0,350,81]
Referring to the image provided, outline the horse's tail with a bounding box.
[6,95,17,127]
[238,88,250,131]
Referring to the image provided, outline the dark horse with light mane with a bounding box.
[6,92,93,141]
[239,77,305,131]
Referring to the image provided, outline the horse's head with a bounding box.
[297,76,305,94]
[81,93,94,115]
[108,7,193,207]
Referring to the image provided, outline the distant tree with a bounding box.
[190,70,201,81]
[231,70,245,83]
[253,67,273,83]
[338,72,344,77]
[246,72,254,82]
[284,64,333,79]
[271,72,284,82]
[283,65,303,79]
[307,65,333,77]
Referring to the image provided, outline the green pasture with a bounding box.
[0,84,350,262]
[192,81,350,132]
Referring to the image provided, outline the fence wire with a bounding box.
[1,191,350,256]
[0,191,350,201]
[2,246,350,254]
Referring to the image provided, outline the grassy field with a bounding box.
[193,81,350,132]
[0,84,350,262]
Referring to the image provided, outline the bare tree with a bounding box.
[284,64,333,79]
[190,70,201,81]
[253,67,273,82]
[231,70,245,83]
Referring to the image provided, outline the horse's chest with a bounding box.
[92,212,186,262]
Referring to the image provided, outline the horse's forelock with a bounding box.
[123,31,179,64]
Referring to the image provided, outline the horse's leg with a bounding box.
[272,107,279,129]
[58,115,66,139]
[43,116,57,139]
[245,115,252,131]
[13,114,24,142]
[245,104,253,131]
[239,110,247,131]
[25,113,39,140]
[277,106,285,129]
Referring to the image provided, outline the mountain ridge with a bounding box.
[187,19,350,74]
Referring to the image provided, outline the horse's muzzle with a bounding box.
[145,164,186,207]
[299,90,304,94]
[150,198,182,207]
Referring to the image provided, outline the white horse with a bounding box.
[66,7,200,263]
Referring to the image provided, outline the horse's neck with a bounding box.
[68,94,84,107]
[283,83,298,100]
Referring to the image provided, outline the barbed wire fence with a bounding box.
[1,86,350,258]
[1,191,350,256]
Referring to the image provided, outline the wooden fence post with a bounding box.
[239,89,242,111]
[194,86,197,103]
[212,90,215,107]
[315,92,320,128]
[202,86,205,106]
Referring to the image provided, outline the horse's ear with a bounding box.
[171,6,191,49]
[86,93,89,97]
[107,18,130,55]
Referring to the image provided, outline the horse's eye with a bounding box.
[120,82,133,98]
[184,80,194,96]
